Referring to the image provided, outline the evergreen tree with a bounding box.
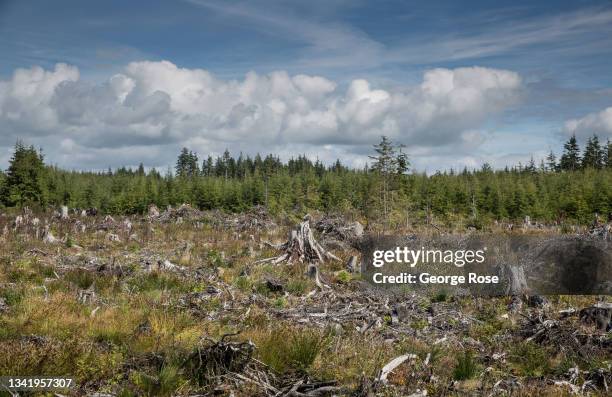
[369,136,410,218]
[202,156,213,176]
[222,149,232,180]
[582,135,604,169]
[559,134,581,171]
[175,148,200,177]
[137,163,145,176]
[1,142,47,207]
[396,146,410,174]
[546,151,557,172]
[0,136,609,225]
[525,157,537,174]
[369,136,397,175]
[175,148,190,177]
[187,151,200,176]
[369,136,396,217]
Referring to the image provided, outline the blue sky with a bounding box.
[1,0,612,172]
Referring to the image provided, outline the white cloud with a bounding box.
[0,64,79,132]
[0,61,522,170]
[563,107,612,141]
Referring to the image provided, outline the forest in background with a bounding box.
[0,135,611,225]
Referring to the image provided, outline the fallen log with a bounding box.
[378,354,417,384]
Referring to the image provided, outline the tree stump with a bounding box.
[306,263,329,289]
[257,215,340,265]
[498,264,529,295]
[580,302,612,331]
[61,205,69,219]
[148,204,160,218]
[346,255,359,273]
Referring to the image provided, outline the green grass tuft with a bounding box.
[453,350,477,380]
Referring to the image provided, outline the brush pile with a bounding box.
[314,214,364,248]
[154,204,203,223]
[183,334,343,396]
[227,205,276,231]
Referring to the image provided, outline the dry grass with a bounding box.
[0,214,609,396]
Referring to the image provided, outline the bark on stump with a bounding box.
[257,215,340,265]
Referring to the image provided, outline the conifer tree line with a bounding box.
[0,134,610,224]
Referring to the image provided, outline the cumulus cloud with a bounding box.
[563,107,612,141]
[0,64,79,136]
[0,61,522,170]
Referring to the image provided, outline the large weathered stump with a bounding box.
[257,215,339,265]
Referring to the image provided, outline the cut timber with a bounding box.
[257,215,340,265]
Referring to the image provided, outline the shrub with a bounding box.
[335,270,351,284]
[64,268,95,289]
[0,285,25,306]
[272,297,286,308]
[453,350,477,380]
[207,250,227,267]
[431,291,448,302]
[508,341,553,377]
[233,275,251,292]
[256,327,326,374]
[65,235,75,248]
[286,278,310,295]
[133,364,181,397]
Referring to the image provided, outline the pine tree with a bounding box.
[1,142,47,207]
[525,157,537,174]
[222,149,232,180]
[369,136,397,175]
[175,148,200,177]
[396,146,410,175]
[546,151,557,172]
[605,139,612,168]
[202,156,213,177]
[188,151,200,177]
[175,148,190,177]
[137,163,145,176]
[369,136,396,217]
[582,135,604,169]
[368,136,410,218]
[559,134,581,171]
